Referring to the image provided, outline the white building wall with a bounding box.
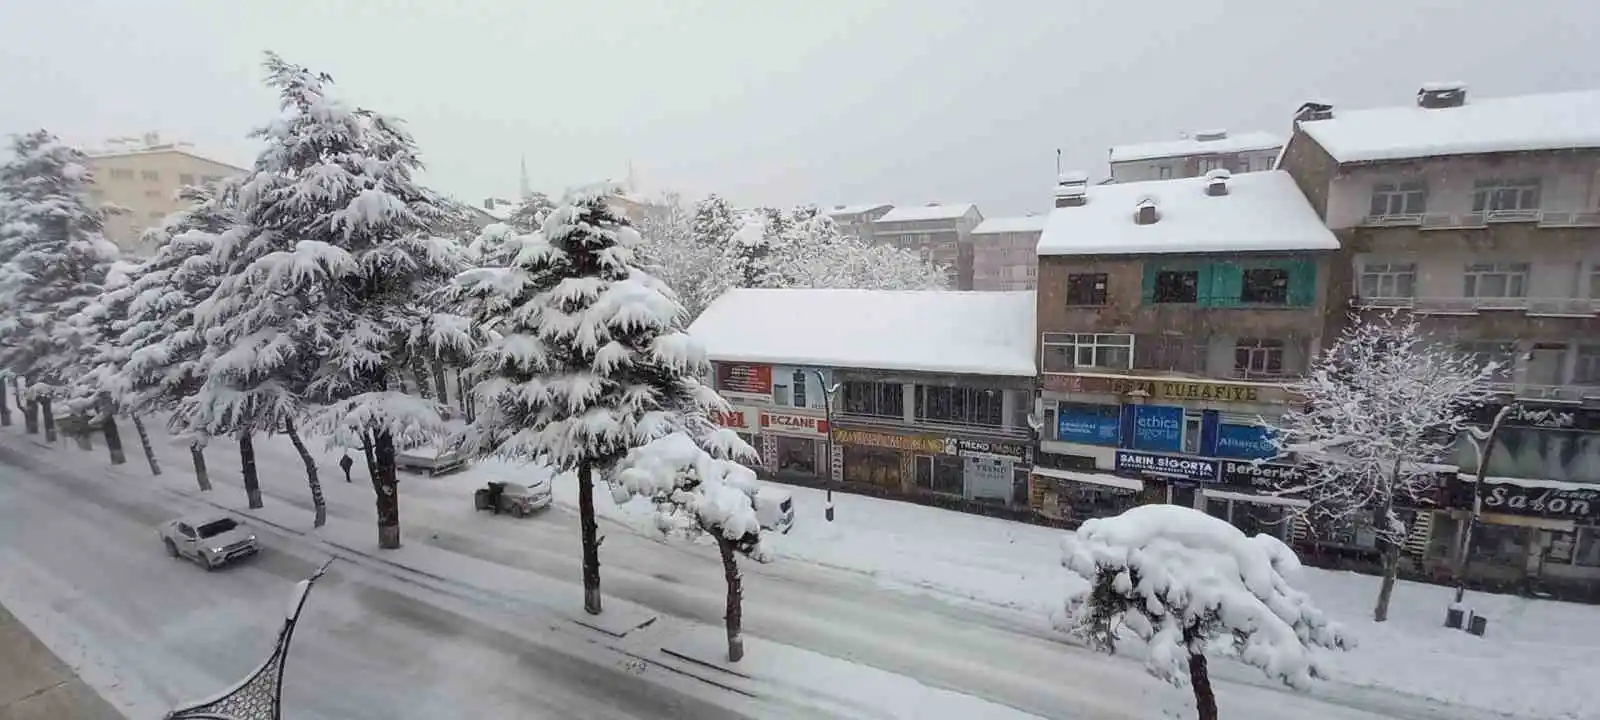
[1325,155,1600,230]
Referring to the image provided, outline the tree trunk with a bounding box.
[362,432,379,486]
[131,414,161,475]
[578,460,603,615]
[101,411,127,465]
[431,361,450,406]
[409,357,431,400]
[1375,543,1401,622]
[40,397,56,443]
[23,398,38,435]
[372,430,401,549]
[284,418,327,528]
[190,442,212,491]
[239,432,263,509]
[1184,627,1217,720]
[718,536,745,662]
[0,378,10,427]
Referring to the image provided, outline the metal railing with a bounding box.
[1358,210,1600,230]
[1488,383,1600,403]
[1352,296,1599,316]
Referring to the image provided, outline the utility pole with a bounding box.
[814,369,840,522]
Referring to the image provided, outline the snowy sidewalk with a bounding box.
[0,600,123,720]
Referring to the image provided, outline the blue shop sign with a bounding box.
[1215,423,1277,460]
[1131,405,1184,453]
[1057,405,1119,445]
[1115,449,1219,482]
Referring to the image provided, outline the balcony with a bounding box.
[1351,296,1599,317]
[1355,211,1600,230]
[1489,382,1600,403]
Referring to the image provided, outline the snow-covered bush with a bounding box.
[1059,505,1349,720]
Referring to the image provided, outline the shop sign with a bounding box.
[1131,405,1184,453]
[949,437,1028,461]
[1056,405,1119,445]
[1042,373,1289,404]
[1115,450,1219,482]
[832,428,949,455]
[1479,483,1600,520]
[760,409,829,437]
[711,407,755,432]
[1215,423,1277,460]
[1218,459,1305,489]
[716,363,773,401]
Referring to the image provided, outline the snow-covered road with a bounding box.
[0,428,1512,719]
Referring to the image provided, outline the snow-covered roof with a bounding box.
[1036,170,1338,257]
[689,288,1036,377]
[972,215,1048,235]
[1109,131,1283,163]
[876,203,976,223]
[1300,89,1600,163]
[827,203,892,218]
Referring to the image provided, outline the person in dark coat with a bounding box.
[339,453,354,483]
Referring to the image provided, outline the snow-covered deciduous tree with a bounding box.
[614,432,769,662]
[1267,312,1496,622]
[635,199,726,319]
[459,184,725,615]
[1060,505,1350,720]
[0,130,122,446]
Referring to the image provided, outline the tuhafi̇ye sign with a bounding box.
[1040,374,1291,404]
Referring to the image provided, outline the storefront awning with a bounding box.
[1203,488,1309,508]
[1032,466,1143,491]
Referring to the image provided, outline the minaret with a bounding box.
[518,154,531,200]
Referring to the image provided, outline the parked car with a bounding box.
[755,487,794,534]
[473,478,553,517]
[159,514,260,570]
[395,437,471,476]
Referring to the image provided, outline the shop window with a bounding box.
[1574,529,1600,568]
[914,454,964,495]
[1476,524,1530,566]
[842,380,903,418]
[915,385,1003,427]
[1182,413,1203,454]
[843,445,901,489]
[1153,270,1199,303]
[774,435,817,476]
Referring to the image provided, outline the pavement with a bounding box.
[0,601,123,720]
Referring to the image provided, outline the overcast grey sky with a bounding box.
[3,0,1597,216]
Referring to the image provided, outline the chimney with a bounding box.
[1134,197,1159,225]
[1054,170,1089,208]
[1194,129,1228,143]
[484,198,496,210]
[1418,82,1467,109]
[1294,101,1334,127]
[141,131,160,147]
[1204,168,1231,197]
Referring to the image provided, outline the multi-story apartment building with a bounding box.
[871,203,983,290]
[826,203,893,244]
[690,288,1037,512]
[84,134,247,257]
[1029,169,1341,539]
[971,215,1045,291]
[1109,129,1282,183]
[1281,85,1600,591]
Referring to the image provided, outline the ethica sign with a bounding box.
[1114,450,1219,482]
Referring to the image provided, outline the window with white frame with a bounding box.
[1472,178,1541,213]
[1198,158,1224,173]
[1359,262,1416,299]
[1157,165,1173,179]
[1368,181,1426,217]
[1576,345,1600,385]
[1040,333,1134,372]
[1456,340,1516,380]
[1234,338,1286,378]
[1589,265,1600,300]
[1463,262,1529,298]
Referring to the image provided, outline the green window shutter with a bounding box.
[1208,262,1242,307]
[1141,262,1157,304]
[1287,260,1316,307]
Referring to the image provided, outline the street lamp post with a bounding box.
[814,369,839,522]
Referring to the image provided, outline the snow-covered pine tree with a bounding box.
[118,182,242,490]
[0,130,123,445]
[460,184,727,615]
[614,432,768,661]
[721,213,779,289]
[1060,505,1350,720]
[506,191,556,233]
[690,194,738,249]
[52,259,141,466]
[1266,312,1496,622]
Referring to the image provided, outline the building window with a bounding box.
[1359,262,1416,299]
[915,385,1003,427]
[1456,341,1516,380]
[772,384,790,406]
[109,168,134,180]
[179,173,196,186]
[1590,265,1600,299]
[1153,270,1199,303]
[1463,262,1528,298]
[202,175,223,185]
[1182,413,1203,454]
[140,170,160,182]
[1198,157,1224,173]
[791,370,808,408]
[1576,345,1600,385]
[1368,181,1427,217]
[147,211,163,220]
[1235,338,1286,379]
[842,380,903,419]
[1472,179,1541,213]
[1157,165,1173,179]
[1041,333,1134,372]
[1241,268,1290,304]
[914,454,965,495]
[144,189,162,199]
[1065,273,1108,305]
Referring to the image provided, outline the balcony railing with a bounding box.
[1489,382,1600,403]
[832,410,1033,440]
[1352,296,1599,317]
[1357,211,1600,230]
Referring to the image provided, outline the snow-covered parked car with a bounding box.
[159,514,260,570]
[755,487,794,534]
[395,437,471,476]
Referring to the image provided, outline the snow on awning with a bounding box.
[1032,466,1143,491]
[1457,474,1599,492]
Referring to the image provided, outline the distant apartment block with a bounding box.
[970,215,1045,291]
[1109,129,1282,183]
[84,133,247,257]
[871,203,984,290]
[826,203,893,244]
